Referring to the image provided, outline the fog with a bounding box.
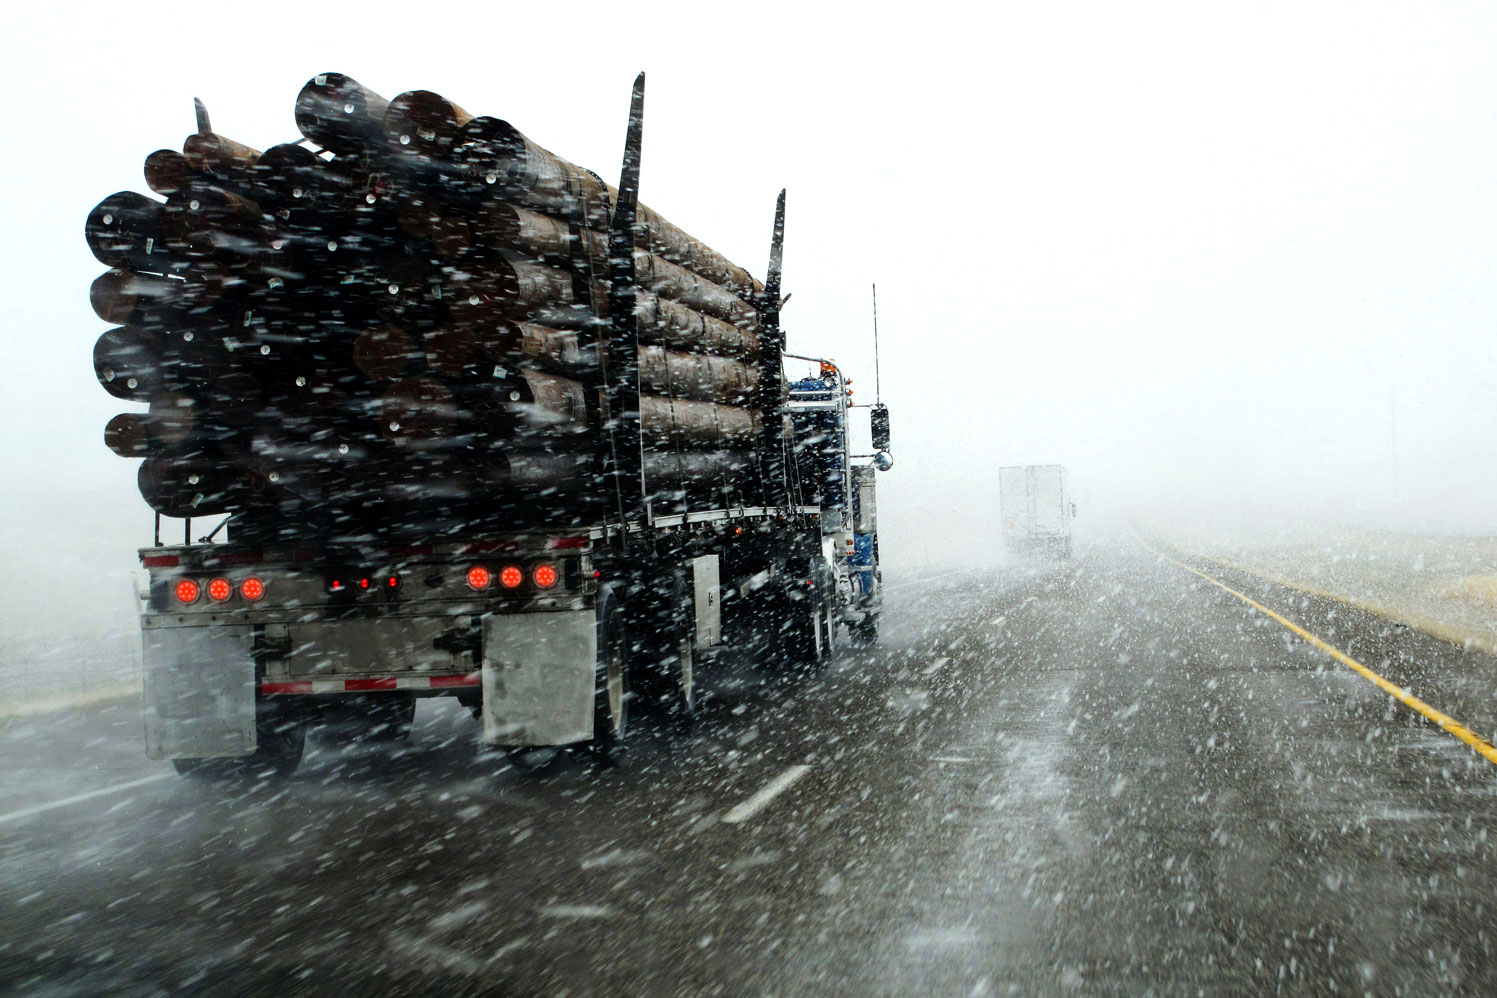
[3,0,1496,642]
[8,8,1497,991]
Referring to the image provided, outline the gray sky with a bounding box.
[3,0,1496,635]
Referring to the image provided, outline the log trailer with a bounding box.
[115,76,894,776]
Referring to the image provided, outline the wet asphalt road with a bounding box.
[3,541,1496,996]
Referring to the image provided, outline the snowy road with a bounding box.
[3,543,1496,994]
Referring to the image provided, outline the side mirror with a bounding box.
[872,451,894,472]
[871,404,891,451]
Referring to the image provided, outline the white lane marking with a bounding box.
[723,764,812,825]
[0,772,174,827]
[921,656,951,677]
[538,904,615,919]
[881,566,989,594]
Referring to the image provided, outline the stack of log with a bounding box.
[88,73,772,541]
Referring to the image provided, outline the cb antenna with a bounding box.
[871,283,881,404]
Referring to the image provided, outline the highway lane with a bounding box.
[2,544,1495,994]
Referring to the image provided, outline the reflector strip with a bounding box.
[463,540,520,554]
[429,674,481,688]
[345,677,398,691]
[142,555,179,568]
[262,681,315,695]
[384,545,433,557]
[261,674,480,696]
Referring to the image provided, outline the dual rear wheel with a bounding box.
[593,584,696,757]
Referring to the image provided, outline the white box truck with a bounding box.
[999,465,1076,561]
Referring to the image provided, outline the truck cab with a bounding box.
[787,360,889,644]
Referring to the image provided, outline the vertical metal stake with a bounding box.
[872,283,881,405]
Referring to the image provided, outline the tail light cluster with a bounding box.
[328,575,401,594]
[467,561,561,592]
[175,576,266,605]
[165,558,567,607]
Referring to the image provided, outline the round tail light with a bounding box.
[386,575,401,590]
[175,579,200,604]
[533,563,558,589]
[466,565,491,590]
[499,564,524,589]
[240,577,265,601]
[207,578,232,602]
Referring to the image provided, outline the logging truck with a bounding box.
[102,74,894,776]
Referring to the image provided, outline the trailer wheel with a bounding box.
[634,579,696,725]
[363,696,416,742]
[648,610,696,729]
[785,603,827,669]
[594,599,631,752]
[673,618,696,722]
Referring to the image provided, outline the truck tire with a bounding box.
[172,699,306,780]
[633,577,695,725]
[850,613,880,647]
[594,597,631,754]
[363,696,416,742]
[785,603,827,669]
[662,612,696,726]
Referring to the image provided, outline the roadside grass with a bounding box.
[1152,524,1497,655]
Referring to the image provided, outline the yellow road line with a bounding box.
[1140,537,1497,769]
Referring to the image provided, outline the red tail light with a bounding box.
[467,565,491,590]
[533,563,558,589]
[499,564,524,589]
[175,579,200,604]
[207,578,232,602]
[386,575,401,590]
[241,577,265,601]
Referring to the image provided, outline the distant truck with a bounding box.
[999,465,1076,561]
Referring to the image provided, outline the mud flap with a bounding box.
[142,624,255,759]
[481,609,596,747]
